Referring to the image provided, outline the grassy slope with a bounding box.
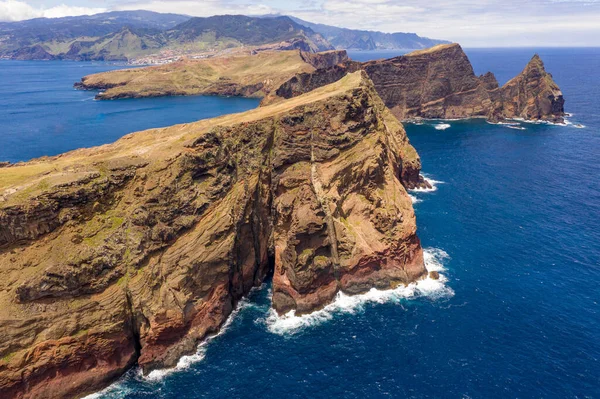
[79,50,316,99]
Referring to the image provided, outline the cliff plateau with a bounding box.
[0,71,427,399]
[74,50,349,100]
[81,43,565,124]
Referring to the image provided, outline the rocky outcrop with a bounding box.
[267,62,362,104]
[299,50,348,70]
[79,44,565,124]
[271,44,565,123]
[488,55,565,123]
[0,71,427,398]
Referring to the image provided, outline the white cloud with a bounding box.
[0,0,105,21]
[0,0,599,46]
[283,0,600,46]
[114,0,274,17]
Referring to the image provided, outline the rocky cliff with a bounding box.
[0,71,427,398]
[272,44,565,123]
[79,43,564,124]
[74,50,348,100]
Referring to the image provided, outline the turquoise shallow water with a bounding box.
[2,49,600,398]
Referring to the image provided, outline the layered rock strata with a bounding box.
[0,71,426,398]
[271,44,565,123]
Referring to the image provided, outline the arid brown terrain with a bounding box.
[1,72,427,399]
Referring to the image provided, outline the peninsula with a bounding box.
[75,50,348,99]
[0,72,427,399]
[77,44,565,123]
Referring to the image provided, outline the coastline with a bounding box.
[83,246,453,398]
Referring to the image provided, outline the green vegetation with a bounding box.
[1,351,16,363]
[82,212,125,247]
[1,14,331,61]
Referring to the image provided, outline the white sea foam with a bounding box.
[511,117,577,128]
[434,123,451,130]
[81,372,137,399]
[81,294,263,398]
[410,175,444,193]
[563,116,586,128]
[143,293,258,382]
[408,193,422,204]
[487,120,526,130]
[264,248,453,335]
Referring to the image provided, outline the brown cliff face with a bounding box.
[299,49,349,70]
[489,54,565,123]
[272,44,565,123]
[361,44,491,120]
[0,72,426,398]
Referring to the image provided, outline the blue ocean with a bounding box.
[2,48,599,398]
[0,61,260,163]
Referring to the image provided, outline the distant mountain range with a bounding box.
[286,16,450,50]
[0,11,449,61]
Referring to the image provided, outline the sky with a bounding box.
[0,0,599,47]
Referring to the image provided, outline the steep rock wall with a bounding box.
[0,72,427,399]
[271,44,565,123]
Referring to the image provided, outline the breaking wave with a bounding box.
[409,193,422,204]
[410,175,444,193]
[563,116,586,128]
[83,291,263,399]
[143,294,258,382]
[512,116,585,128]
[264,248,454,335]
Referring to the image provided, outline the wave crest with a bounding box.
[264,248,454,335]
[410,175,444,193]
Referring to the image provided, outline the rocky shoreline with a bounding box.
[269,44,565,124]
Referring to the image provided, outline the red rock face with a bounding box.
[273,43,565,123]
[269,82,427,314]
[0,72,426,398]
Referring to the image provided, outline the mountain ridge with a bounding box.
[0,11,450,61]
[0,13,333,61]
[285,15,451,50]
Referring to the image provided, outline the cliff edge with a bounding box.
[272,44,565,123]
[0,71,426,399]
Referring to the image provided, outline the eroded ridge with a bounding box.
[0,71,426,399]
[271,44,565,123]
